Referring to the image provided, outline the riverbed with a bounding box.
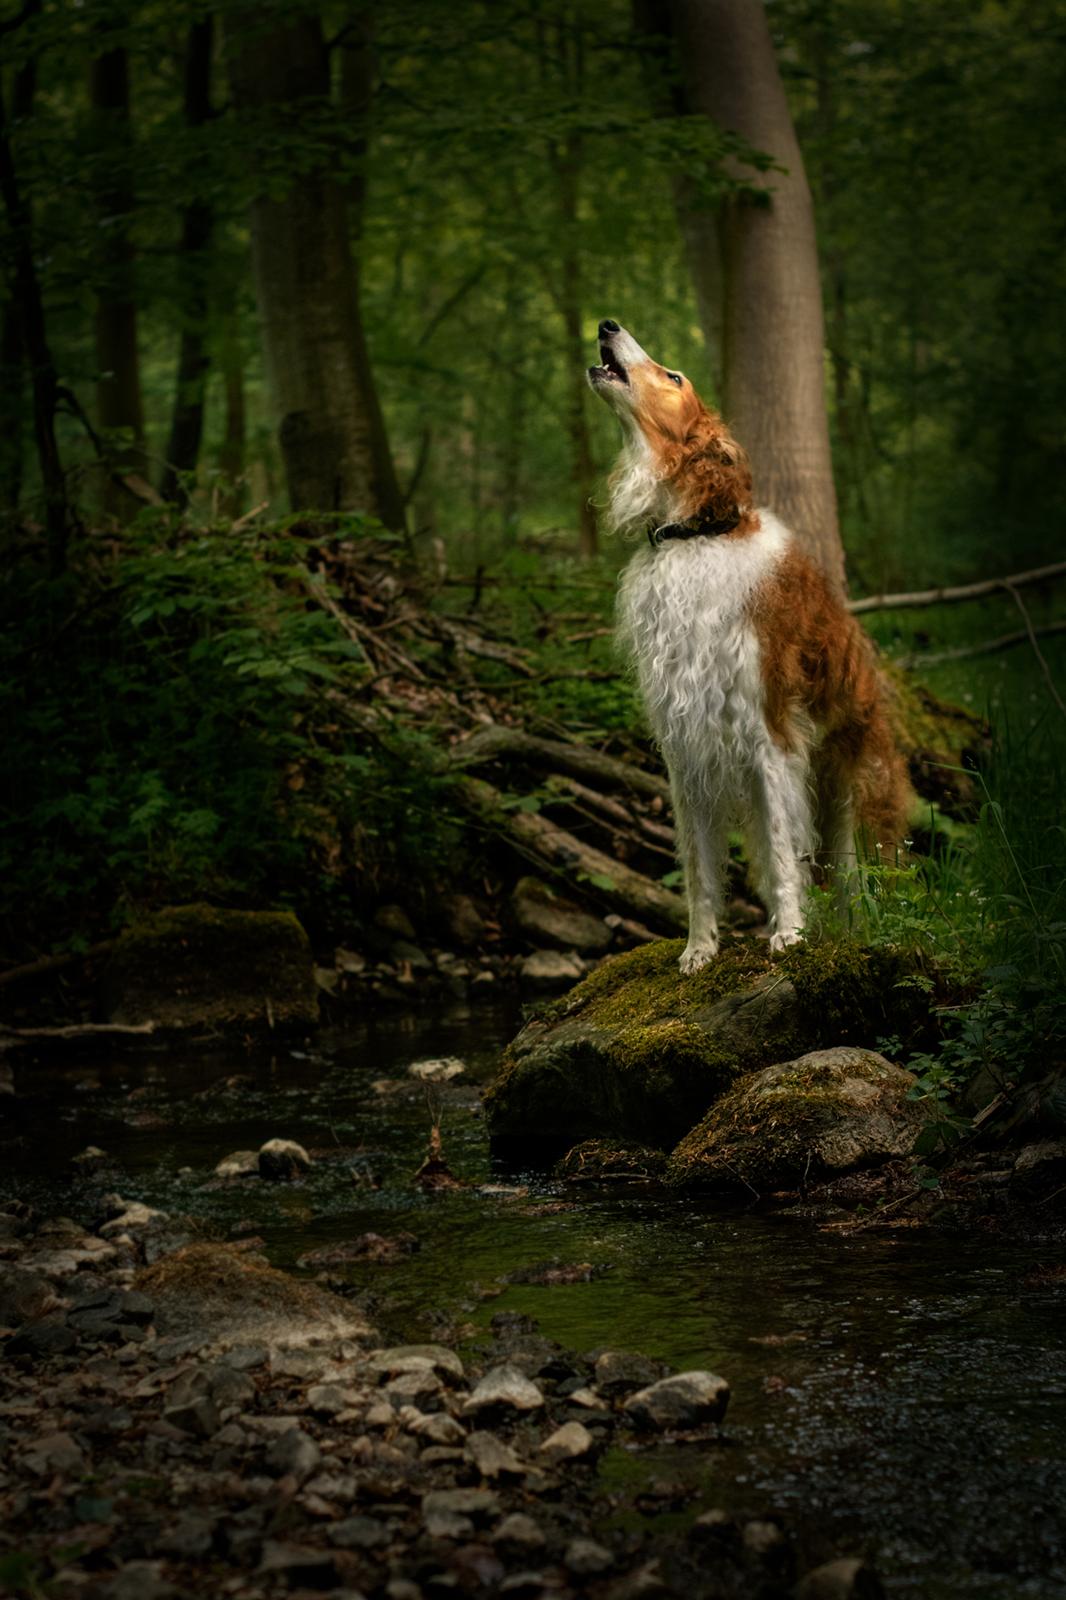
[4,998,1066,1599]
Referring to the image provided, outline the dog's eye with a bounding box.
[667,372,683,386]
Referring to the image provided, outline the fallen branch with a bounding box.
[849,559,1066,615]
[454,775,685,933]
[0,939,115,989]
[897,619,1066,669]
[450,724,670,803]
[0,1020,156,1042]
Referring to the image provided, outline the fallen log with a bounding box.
[449,724,670,803]
[454,775,686,934]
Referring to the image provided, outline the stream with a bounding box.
[4,996,1066,1600]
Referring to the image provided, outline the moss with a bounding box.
[555,1139,668,1183]
[105,902,317,1031]
[485,934,937,1150]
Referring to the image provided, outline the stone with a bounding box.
[424,1510,474,1540]
[407,1057,467,1084]
[462,1365,545,1415]
[493,1513,546,1551]
[466,1430,526,1477]
[7,1314,77,1357]
[565,1537,614,1575]
[265,1428,322,1481]
[0,1266,57,1326]
[519,949,584,991]
[512,878,612,954]
[486,939,933,1147]
[258,1138,311,1181]
[794,1557,886,1600]
[24,1431,86,1477]
[104,903,318,1032]
[258,1541,339,1585]
[742,1520,786,1557]
[365,1343,464,1381]
[99,1201,168,1239]
[567,1387,609,1411]
[623,1371,730,1430]
[375,904,417,940]
[163,1393,221,1438]
[556,1140,668,1184]
[329,1514,391,1550]
[445,894,487,949]
[385,1369,442,1405]
[670,1048,926,1189]
[214,1150,259,1179]
[422,1487,500,1521]
[70,1145,111,1173]
[306,1382,363,1416]
[407,1411,466,1445]
[539,1421,594,1460]
[594,1351,671,1396]
[102,1561,178,1600]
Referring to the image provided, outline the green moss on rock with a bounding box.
[105,903,317,1032]
[485,935,933,1149]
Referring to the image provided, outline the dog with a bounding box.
[588,319,908,973]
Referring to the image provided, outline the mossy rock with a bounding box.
[105,903,317,1032]
[555,1138,668,1184]
[668,1046,926,1191]
[882,662,992,820]
[484,936,932,1150]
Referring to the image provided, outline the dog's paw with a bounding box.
[679,941,719,974]
[769,928,804,954]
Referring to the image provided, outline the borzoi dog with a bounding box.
[588,319,907,973]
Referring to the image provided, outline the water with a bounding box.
[4,997,1066,1598]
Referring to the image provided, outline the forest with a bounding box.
[2,2,1066,1597]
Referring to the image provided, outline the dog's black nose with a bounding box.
[599,319,620,336]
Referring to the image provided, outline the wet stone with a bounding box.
[422,1487,501,1521]
[462,1365,545,1415]
[408,1411,466,1445]
[306,1382,363,1416]
[265,1427,322,1481]
[623,1371,730,1431]
[465,1430,526,1478]
[794,1556,886,1600]
[565,1536,615,1575]
[593,1351,671,1396]
[214,1150,259,1179]
[258,1138,311,1181]
[539,1420,594,1460]
[329,1514,391,1550]
[493,1513,547,1551]
[365,1343,465,1381]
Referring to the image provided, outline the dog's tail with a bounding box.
[853,698,911,857]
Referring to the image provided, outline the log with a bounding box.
[0,1020,156,1043]
[454,775,686,933]
[449,724,670,803]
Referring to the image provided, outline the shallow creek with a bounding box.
[5,997,1066,1600]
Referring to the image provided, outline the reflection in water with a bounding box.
[4,997,1066,1598]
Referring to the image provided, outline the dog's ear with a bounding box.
[671,414,753,523]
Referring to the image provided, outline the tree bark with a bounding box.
[160,18,215,506]
[217,317,246,518]
[667,0,844,588]
[89,41,147,513]
[227,11,404,528]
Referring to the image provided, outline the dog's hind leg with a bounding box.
[747,739,814,953]
[672,778,728,975]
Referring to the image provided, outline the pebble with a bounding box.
[306,1382,364,1416]
[539,1420,594,1460]
[466,1430,526,1478]
[328,1514,391,1550]
[594,1350,670,1396]
[265,1427,322,1481]
[493,1513,546,1551]
[365,1343,465,1381]
[565,1536,615,1575]
[424,1509,474,1540]
[384,1369,443,1405]
[462,1364,545,1414]
[407,1057,467,1083]
[407,1411,466,1445]
[257,1138,311,1180]
[23,1431,86,1477]
[794,1557,885,1599]
[567,1385,609,1411]
[422,1487,501,1520]
[623,1370,730,1430]
[214,1151,259,1179]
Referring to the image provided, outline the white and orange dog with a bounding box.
[588,319,907,972]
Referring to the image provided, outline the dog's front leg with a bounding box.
[748,741,813,953]
[672,780,727,974]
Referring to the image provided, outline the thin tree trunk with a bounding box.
[217,315,246,517]
[160,18,214,506]
[89,41,146,514]
[668,0,843,588]
[0,303,22,511]
[227,11,404,527]
[557,132,598,559]
[0,16,67,566]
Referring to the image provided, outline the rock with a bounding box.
[408,1412,467,1445]
[424,1510,474,1541]
[422,1487,500,1521]
[365,1343,464,1381]
[794,1557,886,1600]
[539,1421,594,1460]
[7,1313,77,1357]
[486,938,932,1147]
[24,1431,86,1477]
[214,1150,259,1178]
[565,1537,614,1575]
[163,1393,221,1437]
[134,1243,372,1350]
[258,1541,339,1586]
[556,1139,667,1183]
[306,1382,362,1416]
[297,1232,419,1268]
[0,1266,58,1326]
[567,1387,609,1411]
[466,1430,526,1478]
[102,1561,178,1600]
[407,1057,466,1083]
[375,904,417,940]
[1013,1139,1066,1186]
[742,1520,786,1556]
[104,903,318,1031]
[623,1371,730,1430]
[385,1369,442,1406]
[329,1514,391,1550]
[445,893,487,948]
[462,1365,545,1415]
[265,1428,322,1481]
[258,1140,312,1184]
[70,1145,111,1173]
[519,949,585,991]
[493,1513,546,1551]
[594,1351,672,1397]
[99,1200,168,1238]
[670,1048,926,1189]
[512,877,612,954]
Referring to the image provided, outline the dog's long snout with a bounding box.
[599,319,621,337]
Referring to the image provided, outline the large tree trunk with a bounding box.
[666,0,844,588]
[160,18,214,506]
[89,41,147,514]
[227,13,404,528]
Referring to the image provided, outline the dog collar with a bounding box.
[647,512,741,548]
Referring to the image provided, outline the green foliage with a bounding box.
[0,515,464,950]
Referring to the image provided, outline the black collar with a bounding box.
[647,511,741,548]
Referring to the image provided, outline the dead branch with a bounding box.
[0,1020,156,1042]
[1005,584,1066,722]
[897,619,1066,670]
[0,939,115,990]
[849,559,1066,615]
[450,724,670,803]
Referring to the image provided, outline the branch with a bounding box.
[0,939,114,990]
[897,619,1066,669]
[1005,584,1066,722]
[449,723,670,802]
[848,560,1066,615]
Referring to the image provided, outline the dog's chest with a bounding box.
[616,517,787,746]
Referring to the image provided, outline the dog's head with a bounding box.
[589,320,754,532]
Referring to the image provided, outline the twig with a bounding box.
[849,559,1066,615]
[231,499,269,533]
[1005,583,1066,722]
[0,1020,156,1041]
[896,619,1066,670]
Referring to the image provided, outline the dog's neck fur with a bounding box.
[607,435,680,539]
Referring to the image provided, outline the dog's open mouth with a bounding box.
[588,343,629,387]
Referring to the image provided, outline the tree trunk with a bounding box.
[89,42,147,513]
[227,12,404,528]
[217,318,246,518]
[160,18,214,506]
[558,134,599,560]
[668,0,844,588]
[0,18,67,566]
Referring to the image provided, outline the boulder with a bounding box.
[104,904,317,1032]
[511,877,612,954]
[486,938,928,1149]
[669,1048,926,1190]
[519,950,584,991]
[623,1371,730,1430]
[257,1138,311,1181]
